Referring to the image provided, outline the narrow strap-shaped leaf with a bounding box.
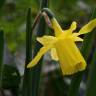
[22,8,33,96]
[85,42,96,96]
[0,30,4,88]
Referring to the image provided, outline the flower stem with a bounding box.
[22,8,33,96]
[30,0,48,95]
[85,33,96,96]
[0,30,4,88]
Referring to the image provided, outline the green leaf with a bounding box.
[85,40,96,96]
[0,30,4,88]
[22,8,33,96]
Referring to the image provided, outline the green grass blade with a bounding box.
[0,30,4,88]
[22,8,33,96]
[85,38,96,96]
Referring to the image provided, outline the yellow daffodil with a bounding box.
[27,17,96,75]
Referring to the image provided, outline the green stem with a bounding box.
[22,8,33,96]
[0,0,5,10]
[0,30,4,88]
[85,34,96,96]
[30,0,48,96]
[50,70,68,96]
[68,31,95,96]
[41,8,54,19]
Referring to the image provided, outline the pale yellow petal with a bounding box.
[73,37,83,42]
[72,33,83,42]
[79,19,96,34]
[50,48,59,61]
[72,33,80,37]
[51,18,63,37]
[70,21,77,31]
[54,38,86,75]
[37,36,57,46]
[27,46,51,68]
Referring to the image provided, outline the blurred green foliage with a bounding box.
[2,65,20,96]
[0,0,95,52]
[2,65,20,89]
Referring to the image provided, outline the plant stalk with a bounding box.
[22,8,33,96]
[0,30,4,88]
[85,32,96,96]
[30,0,48,96]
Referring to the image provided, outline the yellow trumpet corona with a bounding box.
[27,17,96,75]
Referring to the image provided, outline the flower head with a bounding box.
[27,17,96,75]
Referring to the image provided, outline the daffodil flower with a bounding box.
[27,17,96,75]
